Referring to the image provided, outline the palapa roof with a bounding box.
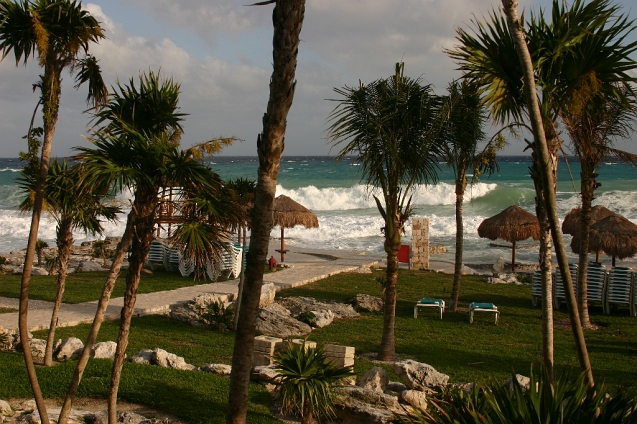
[562,205,615,235]
[477,205,540,243]
[588,214,637,260]
[273,195,319,229]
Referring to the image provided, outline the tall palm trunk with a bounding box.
[531,158,555,382]
[227,1,305,422]
[108,192,157,424]
[44,217,73,366]
[58,216,135,424]
[502,0,594,387]
[450,169,467,312]
[19,65,62,424]
[378,212,401,361]
[577,159,596,328]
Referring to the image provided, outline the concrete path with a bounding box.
[0,245,382,332]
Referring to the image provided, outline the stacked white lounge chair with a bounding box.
[605,266,633,315]
[553,263,578,310]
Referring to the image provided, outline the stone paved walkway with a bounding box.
[0,246,382,332]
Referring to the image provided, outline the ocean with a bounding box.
[1,156,636,266]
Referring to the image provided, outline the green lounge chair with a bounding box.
[414,298,445,320]
[469,302,499,324]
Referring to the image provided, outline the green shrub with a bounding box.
[297,311,316,325]
[0,256,6,265]
[199,301,234,331]
[415,363,637,424]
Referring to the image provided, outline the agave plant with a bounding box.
[417,363,637,424]
[274,343,353,424]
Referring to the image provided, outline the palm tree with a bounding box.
[58,72,237,424]
[328,63,445,361]
[0,1,107,420]
[19,159,119,366]
[534,1,637,328]
[439,80,503,312]
[224,178,256,329]
[34,239,48,266]
[227,1,306,422]
[500,0,594,387]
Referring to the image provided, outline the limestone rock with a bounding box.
[277,296,359,319]
[506,374,531,393]
[259,283,276,308]
[129,349,154,365]
[191,293,226,311]
[492,257,505,275]
[30,267,48,276]
[76,261,105,272]
[87,411,148,424]
[263,302,290,316]
[54,337,84,360]
[349,294,383,312]
[199,363,232,376]
[255,308,312,338]
[152,348,196,371]
[401,390,428,413]
[386,381,408,394]
[92,341,117,360]
[28,338,47,358]
[336,398,396,424]
[335,386,411,423]
[0,400,13,416]
[251,365,281,384]
[309,309,334,328]
[357,367,388,393]
[392,360,449,390]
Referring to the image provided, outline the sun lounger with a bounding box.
[586,262,607,310]
[531,270,542,306]
[414,298,445,319]
[469,302,499,324]
[553,263,578,310]
[605,267,633,315]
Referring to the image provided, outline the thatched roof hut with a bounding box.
[272,195,319,261]
[562,205,615,235]
[589,214,637,266]
[477,205,540,272]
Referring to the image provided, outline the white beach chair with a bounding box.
[414,298,445,320]
[586,262,607,310]
[469,302,500,324]
[553,263,578,310]
[604,267,633,315]
[531,270,543,307]
[146,240,167,270]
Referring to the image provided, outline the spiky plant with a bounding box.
[274,343,353,424]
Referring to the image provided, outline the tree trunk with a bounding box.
[19,65,62,424]
[450,170,467,312]
[378,214,401,361]
[108,193,157,424]
[531,158,555,382]
[502,0,594,387]
[58,215,135,424]
[227,2,305,422]
[577,160,595,328]
[44,217,73,366]
[234,227,247,330]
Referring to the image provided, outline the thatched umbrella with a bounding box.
[477,205,540,272]
[564,205,616,262]
[588,214,637,267]
[273,195,319,262]
[562,205,615,235]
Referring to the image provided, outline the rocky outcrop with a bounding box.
[54,337,84,360]
[357,367,388,393]
[76,260,107,272]
[309,309,334,328]
[277,296,359,319]
[255,308,312,338]
[488,273,523,285]
[92,341,117,360]
[349,294,383,312]
[392,360,449,391]
[128,348,195,371]
[199,363,232,376]
[259,283,276,308]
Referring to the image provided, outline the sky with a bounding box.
[0,0,636,158]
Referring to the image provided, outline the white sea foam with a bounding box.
[276,182,497,211]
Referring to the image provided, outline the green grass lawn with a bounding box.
[0,270,212,304]
[0,307,17,313]
[2,267,637,422]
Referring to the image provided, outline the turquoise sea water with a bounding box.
[1,156,636,265]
